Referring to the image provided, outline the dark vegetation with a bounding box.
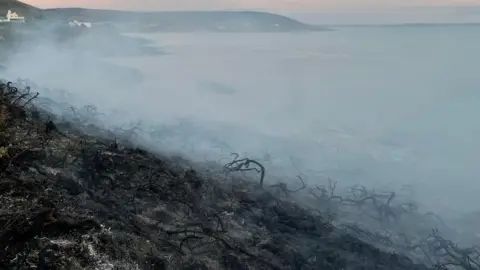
[1,79,480,270]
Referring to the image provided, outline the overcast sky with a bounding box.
[23,0,480,24]
[24,0,480,11]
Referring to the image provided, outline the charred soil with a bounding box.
[0,80,437,270]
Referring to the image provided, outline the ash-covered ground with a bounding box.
[1,79,479,270]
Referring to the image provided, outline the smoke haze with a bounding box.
[1,13,479,228]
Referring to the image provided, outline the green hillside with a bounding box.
[0,0,40,16]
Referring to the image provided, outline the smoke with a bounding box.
[1,15,480,232]
[0,18,291,168]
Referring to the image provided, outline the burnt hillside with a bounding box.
[0,79,478,269]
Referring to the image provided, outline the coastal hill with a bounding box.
[42,8,325,32]
[0,0,325,32]
[0,0,37,11]
[0,0,41,17]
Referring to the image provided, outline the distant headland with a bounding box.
[0,0,327,32]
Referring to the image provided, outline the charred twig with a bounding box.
[311,178,344,203]
[223,152,266,187]
[20,92,39,109]
[269,175,306,196]
[341,186,399,225]
[426,229,480,270]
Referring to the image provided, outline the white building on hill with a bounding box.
[0,10,26,23]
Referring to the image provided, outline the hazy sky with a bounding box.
[22,0,480,23]
[24,0,480,12]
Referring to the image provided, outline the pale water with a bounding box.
[5,26,480,215]
[108,26,480,214]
